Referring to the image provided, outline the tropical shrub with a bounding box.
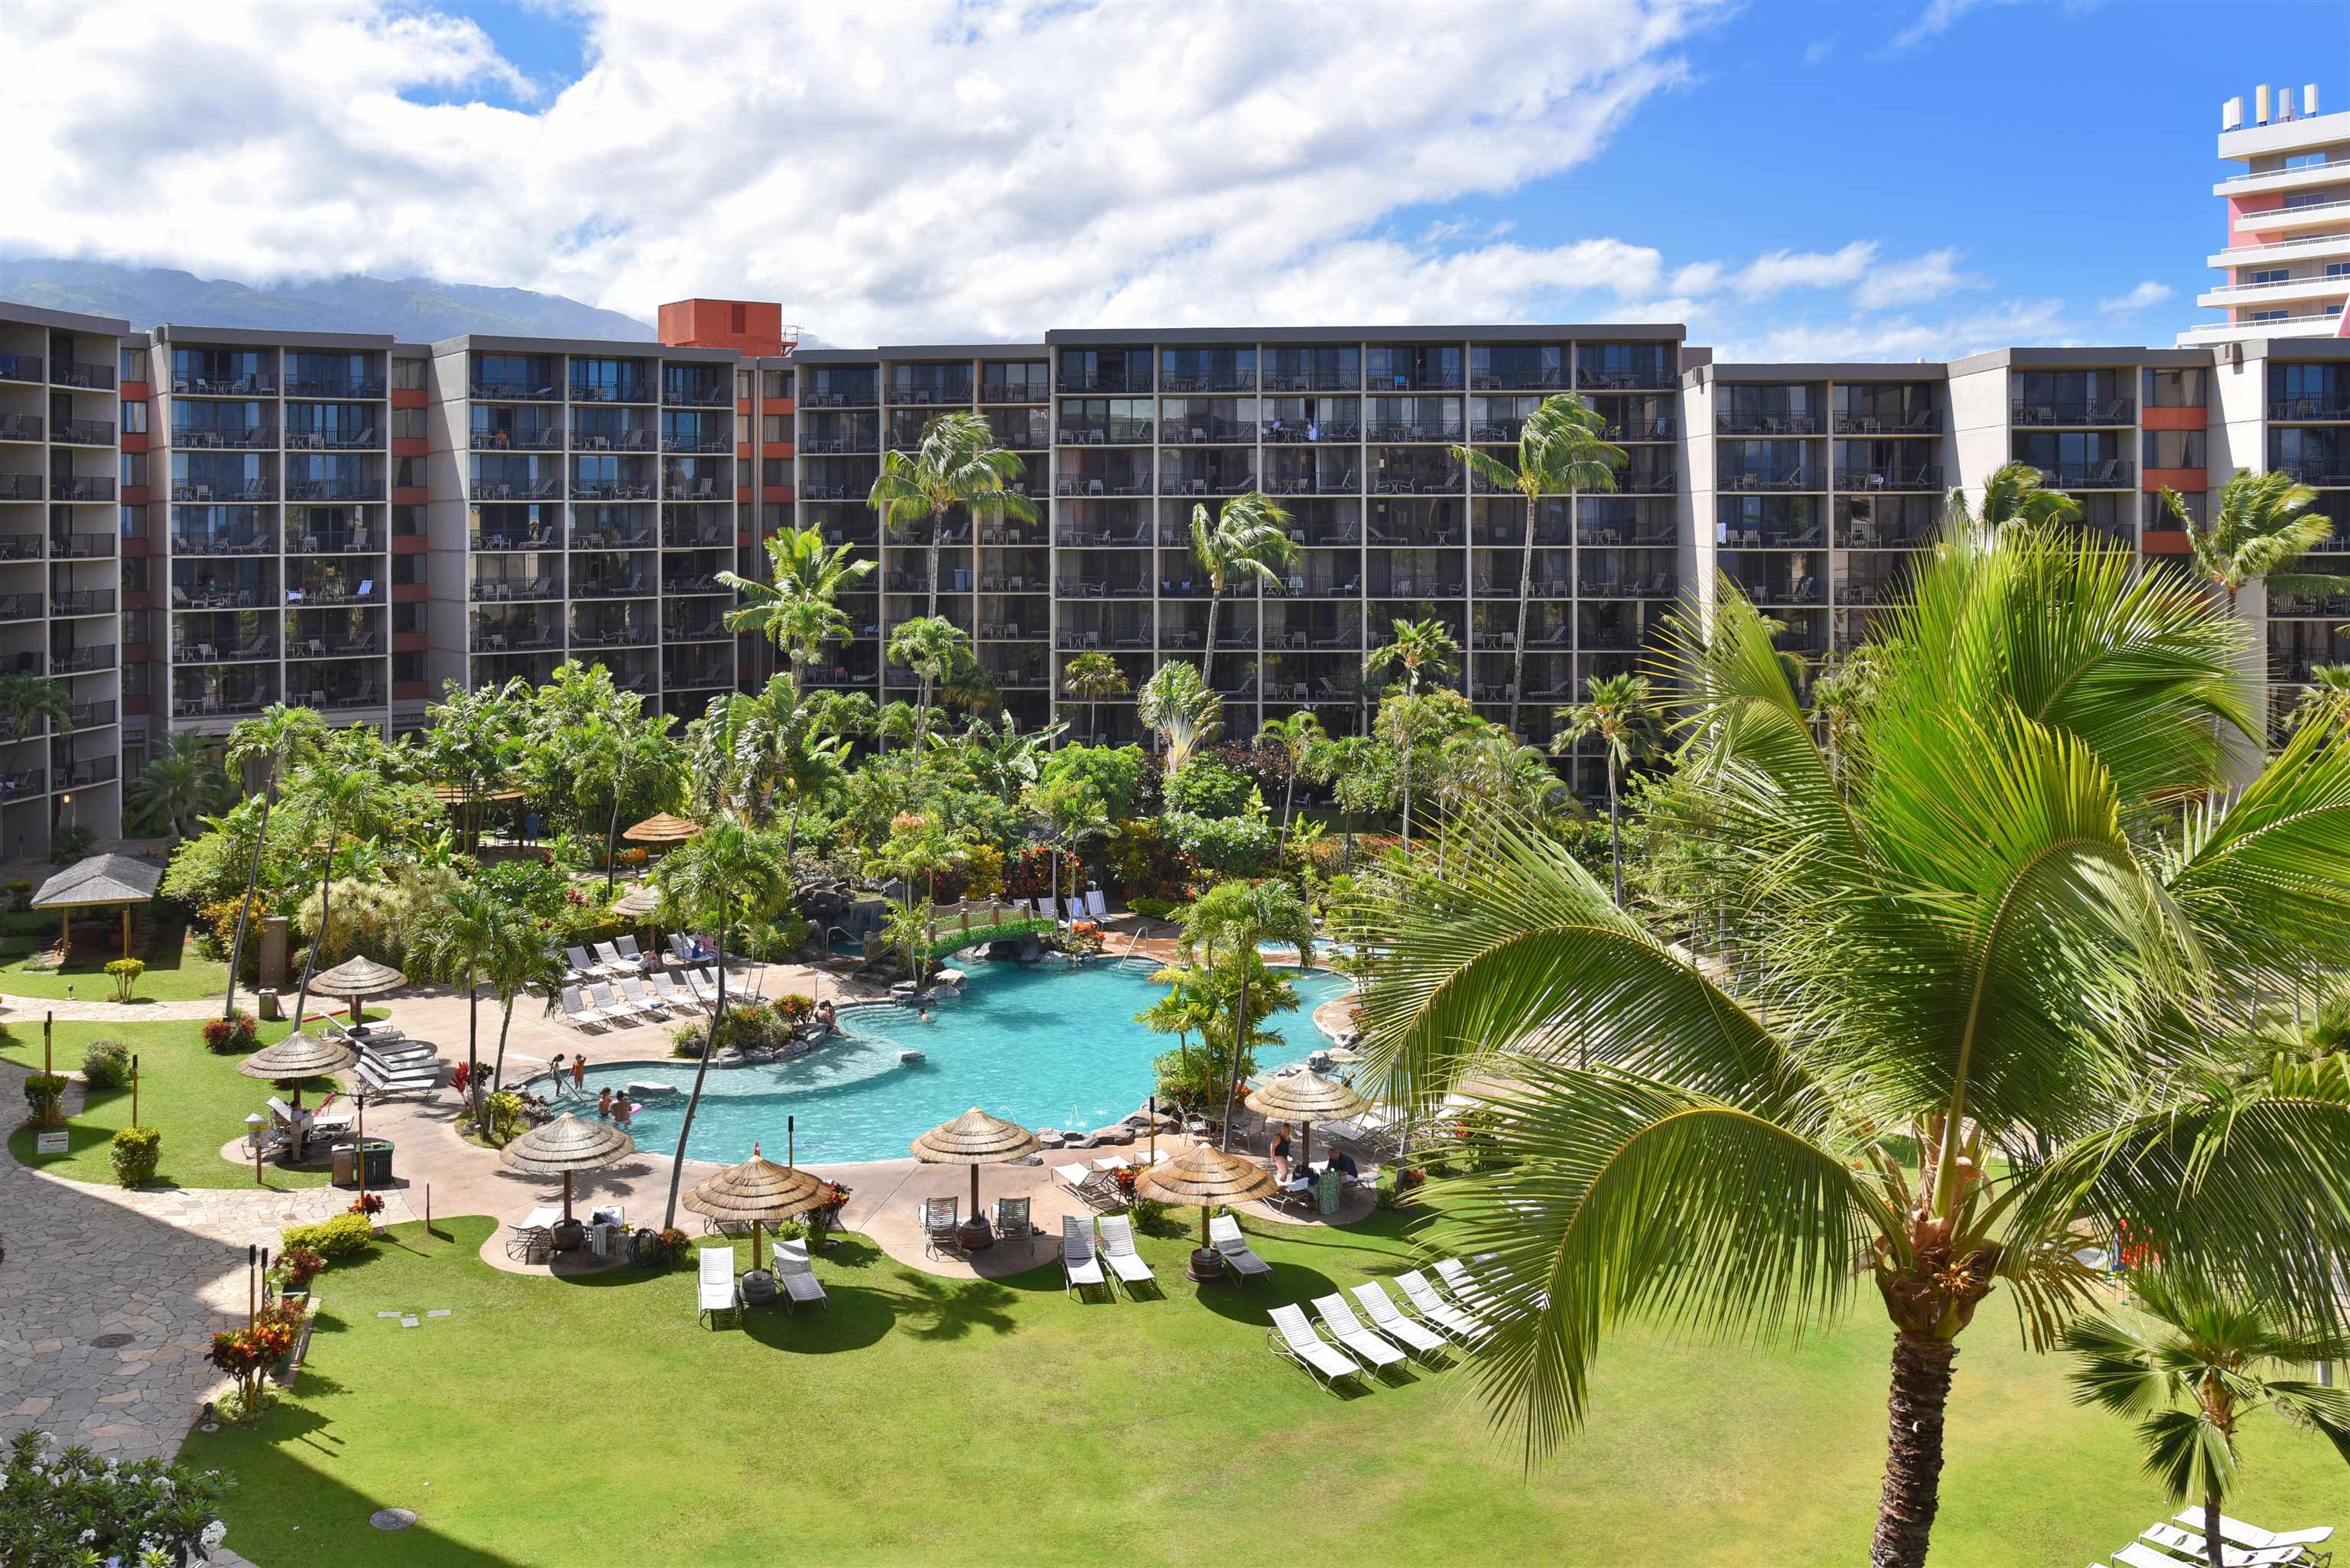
[207,1300,303,1410]
[771,992,815,1023]
[1004,845,1077,900]
[1128,895,1179,922]
[109,1126,161,1186]
[1037,742,1148,820]
[653,1228,694,1267]
[103,957,145,1003]
[962,840,1005,900]
[80,1037,132,1089]
[1165,811,1276,877]
[483,1091,526,1146]
[0,1428,229,1565]
[274,1245,324,1290]
[281,1211,375,1260]
[1,878,30,912]
[1164,757,1254,818]
[202,1010,258,1054]
[21,1072,67,1122]
[1106,817,1191,903]
[48,822,96,864]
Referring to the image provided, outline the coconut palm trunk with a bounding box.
[604,782,626,898]
[926,503,946,617]
[1202,578,1222,691]
[1510,490,1535,735]
[1606,750,1624,906]
[491,991,516,1099]
[1278,767,1297,860]
[1869,1335,1959,1568]
[223,781,274,1021]
[1218,962,1249,1153]
[663,911,728,1228]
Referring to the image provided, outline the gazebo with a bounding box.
[682,1145,828,1277]
[623,812,701,859]
[910,1108,1038,1251]
[32,852,163,961]
[237,1031,360,1161]
[311,955,405,1033]
[1135,1141,1278,1280]
[500,1114,637,1252]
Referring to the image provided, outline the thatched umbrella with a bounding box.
[681,1143,828,1274]
[499,1114,637,1241]
[623,812,701,845]
[311,955,405,1033]
[910,1108,1038,1250]
[1136,1141,1278,1279]
[237,1033,359,1162]
[1245,1069,1369,1169]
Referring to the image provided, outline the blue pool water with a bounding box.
[541,958,1354,1166]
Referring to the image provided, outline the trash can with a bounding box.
[330,1141,359,1187]
[256,987,282,1022]
[359,1140,393,1188]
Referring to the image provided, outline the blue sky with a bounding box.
[8,0,2349,355]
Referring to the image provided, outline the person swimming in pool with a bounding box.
[597,1086,613,1119]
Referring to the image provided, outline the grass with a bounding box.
[3,1015,361,1189]
[0,908,233,1002]
[184,1212,2348,1568]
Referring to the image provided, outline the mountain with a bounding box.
[0,259,655,343]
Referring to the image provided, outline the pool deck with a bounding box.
[297,946,1370,1285]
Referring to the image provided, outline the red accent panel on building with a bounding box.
[391,583,428,604]
[2142,531,2194,555]
[658,298,788,357]
[391,437,428,459]
[392,486,429,506]
[2142,467,2206,493]
[393,631,428,654]
[120,486,147,506]
[394,680,429,701]
[2142,406,2205,432]
[391,534,427,555]
[122,539,148,560]
[121,434,148,455]
[122,381,149,401]
[390,388,427,410]
[124,694,151,717]
[125,642,150,665]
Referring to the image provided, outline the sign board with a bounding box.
[34,1131,68,1156]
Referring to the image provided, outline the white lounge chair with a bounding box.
[1313,1293,1408,1375]
[650,971,698,1010]
[588,981,646,1022]
[1268,1302,1362,1392]
[558,985,610,1030]
[1395,1270,1488,1342]
[688,969,724,1007]
[1084,888,1110,920]
[1053,1162,1121,1209]
[923,1197,962,1259]
[697,1244,738,1328]
[2176,1510,2335,1553]
[593,940,643,974]
[1349,1282,1450,1361]
[565,944,610,978]
[1062,1214,1108,1299]
[1208,1214,1271,1283]
[614,934,649,968]
[1092,1154,1133,1172]
[669,933,698,964]
[1096,1215,1156,1296]
[1434,1257,1506,1316]
[773,1238,828,1312]
[620,976,668,1014]
[2140,1524,2302,1568]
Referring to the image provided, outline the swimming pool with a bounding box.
[543,958,1356,1166]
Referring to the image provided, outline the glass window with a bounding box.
[119,504,146,539]
[762,457,788,486]
[762,415,786,442]
[119,346,148,383]
[2143,367,2207,407]
[120,402,147,434]
[736,370,752,399]
[391,357,425,392]
[119,453,146,487]
[763,369,791,399]
[2142,430,2206,469]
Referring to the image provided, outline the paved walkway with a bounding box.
[0,992,228,1022]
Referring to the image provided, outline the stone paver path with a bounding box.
[0,991,229,1022]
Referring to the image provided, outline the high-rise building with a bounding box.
[2187,82,2350,346]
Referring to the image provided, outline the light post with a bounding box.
[352,1085,371,1212]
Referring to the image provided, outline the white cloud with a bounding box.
[1706,297,2074,363]
[2098,279,2176,314]
[1852,247,1979,310]
[0,0,1744,346]
[1802,34,1838,65]
[1881,0,2100,57]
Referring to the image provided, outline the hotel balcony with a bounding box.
[2027,459,2136,489]
[659,418,732,454]
[569,412,657,452]
[0,531,38,561]
[0,353,41,385]
[1833,403,1942,436]
[1716,411,1821,436]
[2233,197,2350,239]
[51,417,114,447]
[1579,568,1679,600]
[285,370,385,400]
[0,415,38,444]
[474,518,565,551]
[979,373,1051,405]
[1260,352,1360,393]
[568,367,655,405]
[987,408,1050,450]
[0,767,47,798]
[1364,413,1463,444]
[169,616,272,664]
[50,476,114,503]
[661,458,731,499]
[571,560,655,600]
[288,659,383,712]
[1574,352,1677,392]
[51,359,113,391]
[662,369,731,409]
[1834,463,1943,492]
[470,456,564,501]
[801,372,880,408]
[50,642,116,675]
[887,368,975,406]
[661,512,732,549]
[472,609,564,653]
[800,414,880,454]
[570,459,656,502]
[285,566,381,607]
[470,571,564,603]
[2197,275,2350,311]
[662,649,733,689]
[0,475,39,503]
[50,588,113,620]
[1837,496,1938,548]
[566,514,652,551]
[0,594,40,624]
[53,752,116,789]
[2270,392,2350,420]
[1060,414,1157,446]
[470,418,565,451]
[2008,398,2137,427]
[2182,311,2350,343]
[661,607,731,642]
[1369,453,1460,495]
[50,532,114,560]
[473,651,563,689]
[574,605,659,649]
[1469,348,1568,392]
[1261,451,1360,496]
[285,472,385,504]
[286,610,384,659]
[468,359,561,401]
[1055,455,1154,498]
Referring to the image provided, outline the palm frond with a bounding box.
[2164,720,2350,972]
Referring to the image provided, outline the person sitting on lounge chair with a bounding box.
[1330,1147,1360,1183]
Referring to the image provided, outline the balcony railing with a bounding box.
[0,415,39,443]
[285,428,384,451]
[288,634,384,658]
[470,377,560,401]
[1057,373,1152,395]
[50,477,113,503]
[2010,399,2137,426]
[52,361,114,391]
[1470,369,1567,392]
[2274,460,2350,486]
[470,478,564,502]
[662,573,728,597]
[1366,421,1463,442]
[171,480,274,503]
[0,354,44,384]
[51,645,116,674]
[802,388,879,408]
[56,756,117,788]
[286,480,384,503]
[472,577,563,602]
[2270,398,2350,421]
[661,430,733,454]
[0,769,47,796]
[572,480,657,502]
[662,382,731,409]
[1577,367,1678,391]
[174,689,275,717]
[1834,465,1944,491]
[70,700,115,730]
[471,626,563,652]
[1161,372,1258,394]
[980,381,1048,403]
[0,534,40,559]
[50,534,113,560]
[472,428,565,451]
[571,428,656,453]
[662,619,730,642]
[800,434,878,455]
[1621,472,1680,494]
[290,529,381,555]
[569,526,653,550]
[1717,414,1820,435]
[1833,409,1942,435]
[0,475,39,502]
[0,594,40,622]
[174,425,276,450]
[52,418,114,446]
[285,583,382,607]
[1261,421,1359,444]
[2034,460,2137,488]
[572,621,656,649]
[286,376,385,399]
[661,524,732,548]
[1063,419,1157,445]
[51,590,114,617]
[1367,371,1463,392]
[473,529,564,551]
[568,382,654,405]
[173,375,275,396]
[570,575,653,600]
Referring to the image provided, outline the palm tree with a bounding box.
[0,674,72,746]
[886,615,969,767]
[477,899,565,1127]
[2289,663,2350,734]
[1188,495,1297,688]
[1352,522,2350,1568]
[1808,646,1881,784]
[2160,468,2348,613]
[1058,652,1124,747]
[220,704,327,1020]
[408,885,504,1130]
[656,816,793,1228]
[125,730,233,840]
[1453,395,1627,734]
[867,412,1036,617]
[945,711,1066,806]
[1364,616,1460,698]
[1260,709,1326,862]
[1944,459,2082,532]
[719,525,875,700]
[1135,659,1222,776]
[2065,1270,2350,1568]
[1552,672,1662,906]
[1180,878,1316,1147]
[282,759,389,1035]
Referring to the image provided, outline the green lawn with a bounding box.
[184,1214,2348,1568]
[4,1017,351,1189]
[0,910,232,1002]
